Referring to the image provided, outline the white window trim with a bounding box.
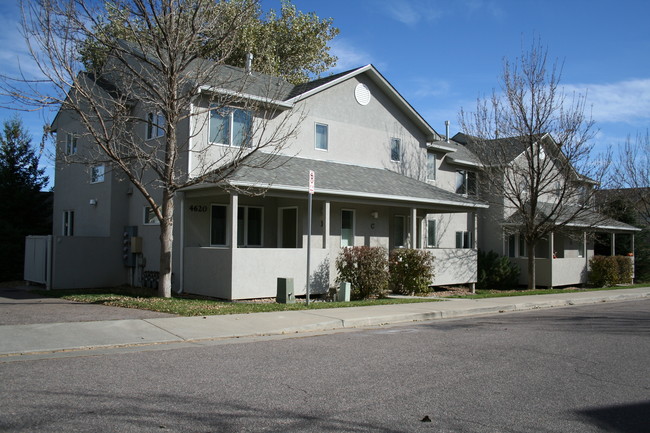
[426,219,437,248]
[65,133,77,155]
[426,152,437,181]
[390,137,401,162]
[341,209,355,247]
[237,205,264,247]
[145,112,165,140]
[315,122,328,151]
[210,204,228,246]
[208,106,252,148]
[143,206,160,225]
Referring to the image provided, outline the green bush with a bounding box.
[589,255,633,287]
[335,246,389,299]
[477,250,520,290]
[389,249,435,295]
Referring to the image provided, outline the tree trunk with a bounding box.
[527,240,536,290]
[158,190,174,298]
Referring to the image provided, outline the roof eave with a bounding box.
[198,85,294,110]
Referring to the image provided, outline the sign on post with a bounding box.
[308,170,315,194]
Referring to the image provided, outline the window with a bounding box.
[209,106,252,147]
[90,164,105,183]
[146,112,165,140]
[315,123,328,150]
[341,209,354,247]
[455,231,473,249]
[518,234,527,257]
[508,234,516,257]
[394,215,406,248]
[426,219,437,248]
[65,133,77,155]
[456,170,477,196]
[210,205,227,246]
[390,138,401,162]
[426,152,436,181]
[577,233,585,258]
[237,206,263,247]
[144,206,159,225]
[62,210,74,236]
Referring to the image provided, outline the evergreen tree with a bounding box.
[0,117,50,281]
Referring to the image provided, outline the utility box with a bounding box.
[338,282,351,302]
[276,277,295,304]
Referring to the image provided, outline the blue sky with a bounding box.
[1,0,649,188]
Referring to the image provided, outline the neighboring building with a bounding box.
[454,132,640,288]
[43,61,487,299]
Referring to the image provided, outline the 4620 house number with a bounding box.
[189,205,208,213]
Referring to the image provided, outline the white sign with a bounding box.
[308,170,315,194]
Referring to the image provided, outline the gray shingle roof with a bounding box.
[225,154,487,209]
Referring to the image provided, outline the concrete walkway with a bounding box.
[1,287,648,358]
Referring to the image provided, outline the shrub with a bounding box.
[477,250,520,290]
[388,249,435,295]
[335,246,389,299]
[589,255,633,287]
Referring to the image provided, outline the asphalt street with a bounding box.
[1,299,648,432]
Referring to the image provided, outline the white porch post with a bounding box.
[179,191,185,294]
[548,232,554,289]
[611,233,616,256]
[323,201,330,249]
[473,212,478,249]
[230,192,238,249]
[410,207,417,248]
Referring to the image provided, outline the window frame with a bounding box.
[390,137,401,162]
[65,133,77,155]
[146,112,165,140]
[143,206,160,226]
[315,123,328,151]
[90,164,105,184]
[62,210,74,236]
[209,106,252,148]
[341,209,355,247]
[426,152,436,181]
[237,205,263,247]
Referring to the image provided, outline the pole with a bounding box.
[306,170,315,305]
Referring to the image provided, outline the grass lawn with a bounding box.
[448,284,649,299]
[30,286,439,316]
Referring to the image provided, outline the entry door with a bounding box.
[279,207,298,248]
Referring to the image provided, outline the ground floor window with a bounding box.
[341,209,355,247]
[238,206,263,247]
[210,205,227,246]
[456,231,473,249]
[426,219,437,248]
[63,210,74,236]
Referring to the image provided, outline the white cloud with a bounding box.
[411,78,452,98]
[564,78,650,125]
[380,0,443,26]
[329,38,375,72]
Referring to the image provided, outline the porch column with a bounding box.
[473,212,478,249]
[410,207,417,248]
[548,232,554,289]
[611,233,616,256]
[323,201,330,249]
[230,192,238,249]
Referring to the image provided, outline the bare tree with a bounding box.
[609,131,650,223]
[2,0,303,297]
[458,40,606,289]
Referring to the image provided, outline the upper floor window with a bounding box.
[456,170,477,196]
[390,138,401,162]
[426,152,436,181]
[209,106,252,147]
[146,112,165,140]
[65,133,77,155]
[90,164,105,183]
[62,210,74,236]
[315,123,328,150]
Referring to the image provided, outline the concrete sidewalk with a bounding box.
[1,287,648,358]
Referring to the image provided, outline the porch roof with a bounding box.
[504,202,641,232]
[215,155,488,210]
